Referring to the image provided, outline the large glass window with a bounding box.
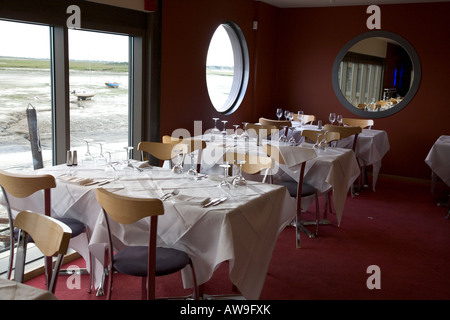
[0,20,52,171]
[68,29,129,163]
[206,22,249,115]
[338,54,383,107]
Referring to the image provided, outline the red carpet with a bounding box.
[26,176,450,300]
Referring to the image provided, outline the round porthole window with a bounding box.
[206,22,249,115]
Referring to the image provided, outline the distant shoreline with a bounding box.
[0,56,128,72]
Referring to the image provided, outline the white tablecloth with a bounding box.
[0,278,57,300]
[335,129,390,190]
[198,136,360,226]
[1,164,295,300]
[425,135,450,187]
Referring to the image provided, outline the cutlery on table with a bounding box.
[161,189,180,201]
[202,197,228,208]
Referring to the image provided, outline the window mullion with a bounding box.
[50,26,70,165]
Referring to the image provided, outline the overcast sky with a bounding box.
[0,19,234,66]
[0,20,128,62]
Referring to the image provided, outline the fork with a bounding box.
[161,189,180,201]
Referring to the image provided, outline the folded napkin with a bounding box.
[58,175,94,186]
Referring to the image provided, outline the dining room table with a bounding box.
[288,123,390,191]
[197,133,360,227]
[1,160,296,300]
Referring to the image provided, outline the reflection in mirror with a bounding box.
[332,31,421,118]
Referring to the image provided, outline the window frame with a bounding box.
[206,21,249,115]
[0,0,156,164]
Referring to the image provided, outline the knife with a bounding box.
[202,197,227,208]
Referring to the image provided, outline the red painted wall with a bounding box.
[161,1,450,180]
[273,3,450,180]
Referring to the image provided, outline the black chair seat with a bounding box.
[278,180,317,197]
[14,217,85,241]
[56,218,86,237]
[114,246,190,277]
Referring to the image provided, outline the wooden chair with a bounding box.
[294,114,316,124]
[323,124,362,152]
[224,151,273,182]
[244,123,278,145]
[137,140,188,168]
[0,169,93,292]
[94,188,199,300]
[13,210,71,294]
[323,124,363,196]
[263,145,318,248]
[301,130,340,146]
[161,136,207,172]
[342,118,374,129]
[258,117,292,130]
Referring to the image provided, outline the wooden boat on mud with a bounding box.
[71,90,95,101]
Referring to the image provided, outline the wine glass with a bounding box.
[96,141,108,164]
[221,120,228,137]
[171,149,184,174]
[279,126,288,143]
[276,108,283,120]
[104,152,117,178]
[232,160,247,194]
[297,111,304,126]
[240,122,249,141]
[218,162,231,189]
[232,124,240,140]
[337,114,343,126]
[284,110,290,121]
[313,132,322,149]
[211,118,221,141]
[121,146,134,170]
[82,138,95,163]
[186,153,198,179]
[289,112,295,121]
[288,127,296,145]
[329,112,336,125]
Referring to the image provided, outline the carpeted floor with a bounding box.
[26,176,450,300]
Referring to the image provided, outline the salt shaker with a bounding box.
[66,151,73,166]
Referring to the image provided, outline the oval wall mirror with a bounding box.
[332,30,421,118]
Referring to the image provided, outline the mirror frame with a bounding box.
[332,30,421,118]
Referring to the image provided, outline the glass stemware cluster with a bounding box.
[329,112,343,126]
[219,160,247,195]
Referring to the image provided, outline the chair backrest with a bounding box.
[325,131,341,145]
[95,188,164,300]
[258,117,292,130]
[244,123,278,144]
[301,130,341,145]
[0,169,55,199]
[224,152,273,181]
[162,136,207,172]
[342,118,374,129]
[137,141,188,162]
[263,144,317,213]
[13,210,71,293]
[95,187,164,224]
[323,124,362,151]
[294,114,316,124]
[263,144,317,166]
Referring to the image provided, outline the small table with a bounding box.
[425,135,450,218]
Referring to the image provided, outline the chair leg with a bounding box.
[314,193,319,236]
[189,259,199,300]
[295,212,301,248]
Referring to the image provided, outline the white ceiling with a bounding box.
[257,0,450,8]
